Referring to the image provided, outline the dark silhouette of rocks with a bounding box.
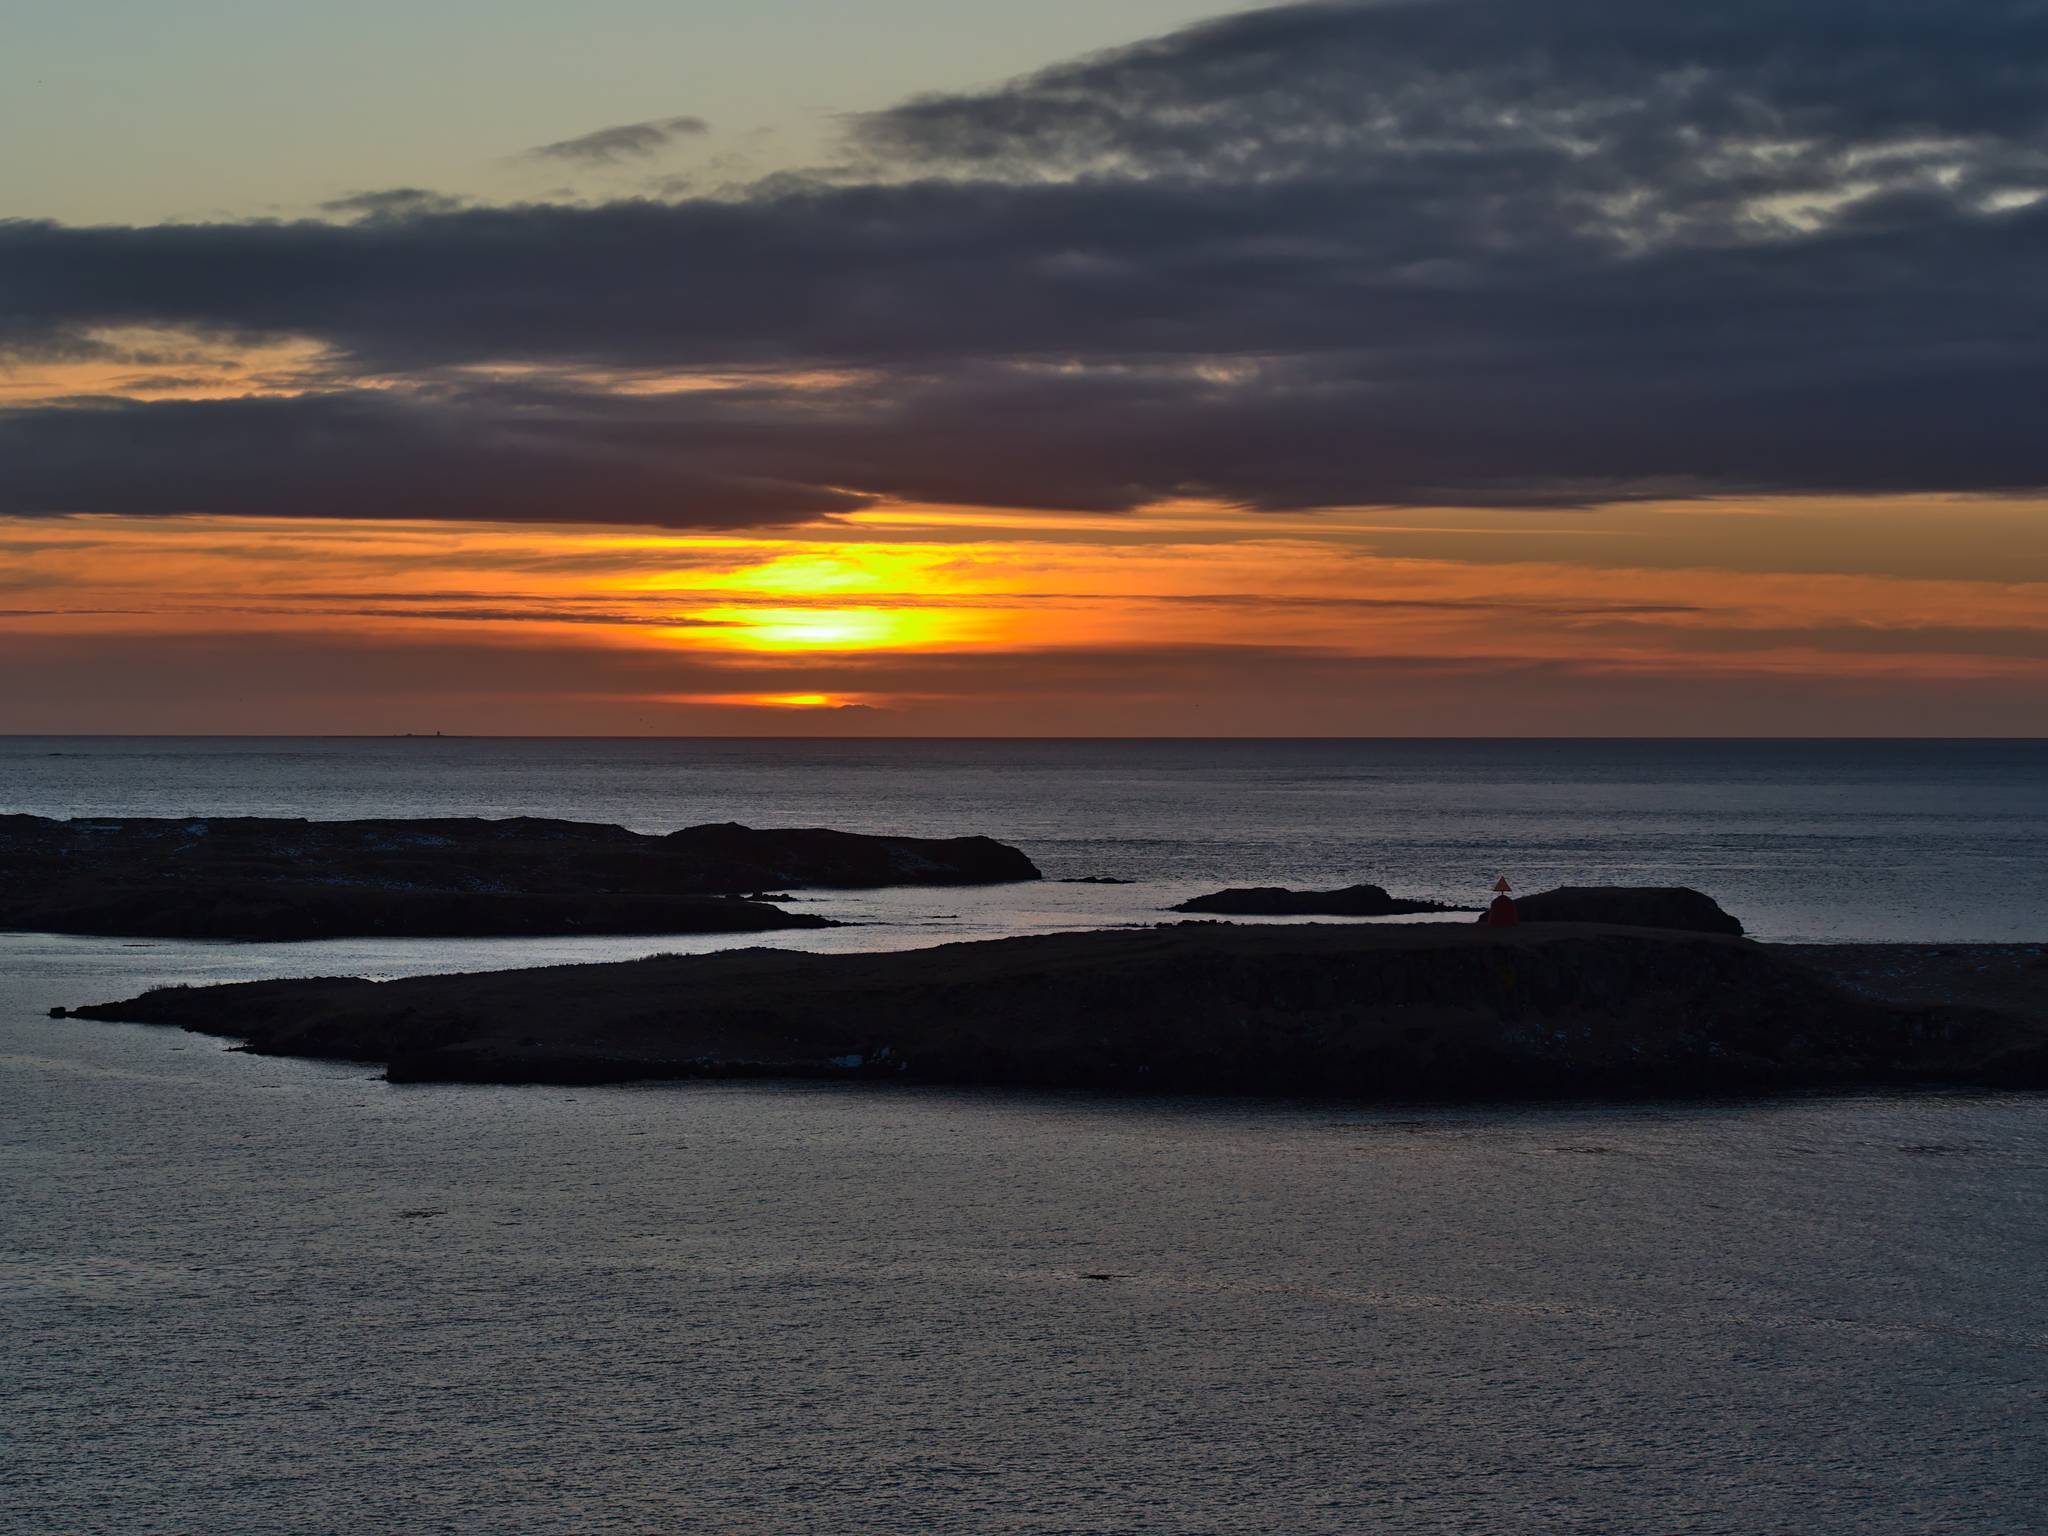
[1784,942,2047,1020]
[1492,886,1745,935]
[1171,884,1469,916]
[65,923,2048,1096]
[0,815,1039,941]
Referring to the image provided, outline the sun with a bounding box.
[684,605,975,652]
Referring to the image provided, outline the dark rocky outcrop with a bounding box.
[1172,884,1470,917]
[0,815,1039,941]
[1783,942,2047,1020]
[1493,886,1745,936]
[14,885,832,942]
[65,923,2048,1096]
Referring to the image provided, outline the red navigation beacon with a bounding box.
[1485,875,1519,927]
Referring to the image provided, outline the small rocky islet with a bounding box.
[1169,883,1471,917]
[1167,883,1745,934]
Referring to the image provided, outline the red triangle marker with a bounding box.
[1494,876,1513,893]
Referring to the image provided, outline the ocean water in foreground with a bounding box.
[4,738,2046,1532]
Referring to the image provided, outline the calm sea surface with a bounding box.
[4,735,2046,943]
[4,738,2046,1532]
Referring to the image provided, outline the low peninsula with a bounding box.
[0,815,1039,940]
[63,923,2048,1097]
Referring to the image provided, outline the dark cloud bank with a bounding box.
[4,0,2047,527]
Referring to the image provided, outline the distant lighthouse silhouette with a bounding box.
[1485,876,1520,927]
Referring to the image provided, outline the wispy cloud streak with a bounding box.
[527,116,710,164]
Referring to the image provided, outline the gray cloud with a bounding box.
[3,1,2047,524]
[320,188,468,220]
[0,391,867,526]
[527,115,711,165]
[857,0,2048,204]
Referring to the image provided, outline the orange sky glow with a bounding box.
[4,494,2044,735]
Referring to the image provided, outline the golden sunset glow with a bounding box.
[676,692,874,711]
[4,493,2045,734]
[684,604,999,653]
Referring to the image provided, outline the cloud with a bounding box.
[0,601,739,629]
[3,1,2047,524]
[526,115,711,165]
[853,0,2048,215]
[320,188,467,220]
[0,391,868,527]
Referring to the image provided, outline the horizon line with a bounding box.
[5,734,2045,745]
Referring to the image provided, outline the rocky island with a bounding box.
[62,923,2048,1097]
[1486,886,1745,936]
[1171,884,1472,917]
[1165,884,1747,930]
[0,815,1040,940]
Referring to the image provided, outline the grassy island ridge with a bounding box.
[64,923,2048,1099]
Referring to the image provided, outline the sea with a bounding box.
[3,737,2045,1533]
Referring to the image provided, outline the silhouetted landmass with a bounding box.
[63,924,2048,1096]
[1781,943,2047,1022]
[1494,887,1745,935]
[0,815,1039,940]
[1171,884,1470,917]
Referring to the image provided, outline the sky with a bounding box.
[3,0,2045,735]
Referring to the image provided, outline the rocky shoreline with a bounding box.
[61,924,2048,1099]
[0,816,1040,940]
